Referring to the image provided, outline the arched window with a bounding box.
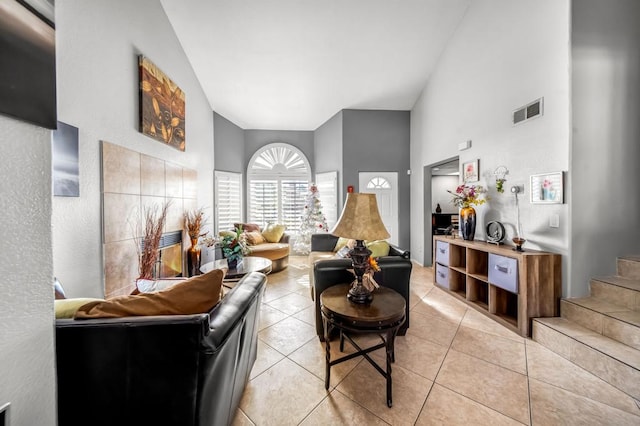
[366,176,391,189]
[247,143,311,233]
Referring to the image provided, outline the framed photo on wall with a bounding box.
[52,121,79,197]
[530,171,564,204]
[462,159,479,182]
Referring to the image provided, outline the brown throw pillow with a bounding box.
[74,269,225,319]
[234,222,261,232]
[245,230,266,246]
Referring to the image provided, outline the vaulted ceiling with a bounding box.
[161,0,470,130]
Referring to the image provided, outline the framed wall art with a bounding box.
[462,159,479,182]
[530,171,564,204]
[139,56,186,151]
[52,121,79,197]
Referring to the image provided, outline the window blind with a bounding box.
[215,171,242,233]
[249,180,278,227]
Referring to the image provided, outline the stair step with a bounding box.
[591,277,640,311]
[618,256,640,280]
[561,298,640,350]
[533,317,640,400]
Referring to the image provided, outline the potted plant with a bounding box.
[220,227,249,269]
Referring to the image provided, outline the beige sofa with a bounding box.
[233,223,290,272]
[246,235,290,272]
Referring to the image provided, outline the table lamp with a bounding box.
[330,193,390,303]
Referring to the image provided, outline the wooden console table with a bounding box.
[433,236,561,337]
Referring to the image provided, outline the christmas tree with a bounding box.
[294,183,328,254]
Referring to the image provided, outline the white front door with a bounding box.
[358,172,399,245]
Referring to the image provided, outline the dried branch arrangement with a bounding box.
[184,207,207,240]
[135,201,171,280]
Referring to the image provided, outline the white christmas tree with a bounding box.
[294,183,328,255]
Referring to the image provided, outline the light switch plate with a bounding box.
[549,214,559,228]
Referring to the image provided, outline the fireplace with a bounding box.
[149,231,183,278]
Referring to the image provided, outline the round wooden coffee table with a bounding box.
[320,284,406,407]
[200,257,272,286]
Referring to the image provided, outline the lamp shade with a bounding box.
[330,193,390,241]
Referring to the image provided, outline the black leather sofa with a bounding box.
[310,234,412,340]
[56,272,266,426]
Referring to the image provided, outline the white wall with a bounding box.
[54,0,215,298]
[571,0,640,297]
[411,0,571,293]
[0,116,56,425]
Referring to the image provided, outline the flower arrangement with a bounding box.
[200,233,217,248]
[362,257,381,292]
[220,227,250,265]
[448,184,487,209]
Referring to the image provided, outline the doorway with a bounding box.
[423,158,459,266]
[359,172,399,245]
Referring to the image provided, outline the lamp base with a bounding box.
[347,283,373,304]
[347,240,373,304]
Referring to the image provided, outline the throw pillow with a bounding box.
[234,222,261,233]
[367,240,390,257]
[218,230,236,239]
[74,269,225,319]
[335,245,351,258]
[333,237,354,252]
[245,230,266,246]
[262,223,286,243]
[55,298,104,319]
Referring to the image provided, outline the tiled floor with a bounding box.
[234,256,640,425]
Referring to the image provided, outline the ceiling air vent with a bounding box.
[513,97,543,125]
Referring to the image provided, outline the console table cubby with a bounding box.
[433,235,561,337]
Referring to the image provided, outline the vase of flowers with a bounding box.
[448,184,487,241]
[184,208,207,277]
[220,227,249,269]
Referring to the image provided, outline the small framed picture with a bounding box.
[462,159,479,182]
[530,172,564,204]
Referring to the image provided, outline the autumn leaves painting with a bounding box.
[139,56,186,151]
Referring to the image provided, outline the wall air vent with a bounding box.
[513,97,543,125]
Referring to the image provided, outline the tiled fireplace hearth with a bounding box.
[101,141,197,298]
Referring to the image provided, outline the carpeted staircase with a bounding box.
[532,256,640,401]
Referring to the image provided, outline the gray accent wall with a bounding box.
[214,112,245,172]
[244,129,315,173]
[343,110,411,249]
[571,0,640,296]
[314,110,343,201]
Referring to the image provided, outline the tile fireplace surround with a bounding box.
[101,141,197,298]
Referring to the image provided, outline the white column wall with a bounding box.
[54,0,215,298]
[410,0,571,293]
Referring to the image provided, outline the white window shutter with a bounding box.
[215,171,242,233]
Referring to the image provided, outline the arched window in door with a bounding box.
[366,176,391,189]
[247,143,311,233]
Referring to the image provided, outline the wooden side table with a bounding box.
[320,284,406,407]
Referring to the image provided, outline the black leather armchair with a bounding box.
[56,272,267,426]
[310,234,412,340]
